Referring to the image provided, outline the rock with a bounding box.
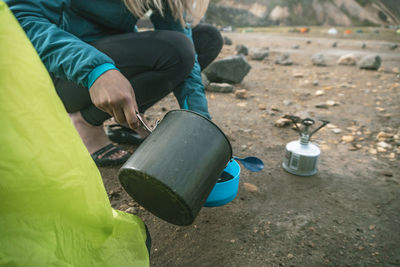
[326,100,338,106]
[313,80,319,86]
[235,89,248,99]
[340,83,356,89]
[359,55,381,70]
[312,53,327,66]
[201,73,210,87]
[275,54,293,66]
[250,48,269,61]
[332,41,338,47]
[342,135,355,143]
[337,54,357,65]
[376,132,394,141]
[292,45,300,49]
[306,40,312,44]
[315,103,329,109]
[315,90,325,96]
[348,145,359,151]
[377,147,387,153]
[382,171,393,177]
[287,253,294,259]
[125,207,136,214]
[223,36,232,45]
[206,82,233,93]
[293,72,304,78]
[258,104,266,110]
[387,153,396,159]
[243,182,259,192]
[236,44,248,56]
[203,55,251,84]
[283,114,300,122]
[119,204,129,210]
[274,118,291,127]
[283,99,292,106]
[332,128,342,134]
[271,106,281,112]
[362,43,366,49]
[377,141,392,149]
[390,43,398,50]
[368,148,377,155]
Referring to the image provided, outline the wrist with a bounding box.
[88,63,119,89]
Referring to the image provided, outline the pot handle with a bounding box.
[136,112,161,134]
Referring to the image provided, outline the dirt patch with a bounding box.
[100,30,400,266]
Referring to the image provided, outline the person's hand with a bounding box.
[89,69,140,130]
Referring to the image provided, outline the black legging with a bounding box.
[52,24,223,126]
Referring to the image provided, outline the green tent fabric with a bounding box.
[0,2,149,266]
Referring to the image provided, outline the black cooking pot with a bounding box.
[118,110,232,226]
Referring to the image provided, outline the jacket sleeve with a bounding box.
[10,8,114,88]
[150,10,210,119]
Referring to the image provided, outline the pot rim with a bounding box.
[164,109,233,158]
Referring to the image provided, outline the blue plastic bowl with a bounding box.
[205,159,241,207]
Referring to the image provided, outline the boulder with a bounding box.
[250,48,269,61]
[337,54,357,65]
[203,55,251,84]
[206,82,233,93]
[236,44,249,56]
[275,54,293,65]
[312,53,327,66]
[223,36,232,45]
[359,55,381,70]
[390,43,398,50]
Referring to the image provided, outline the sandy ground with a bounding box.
[100,29,400,266]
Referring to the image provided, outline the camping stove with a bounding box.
[282,118,329,176]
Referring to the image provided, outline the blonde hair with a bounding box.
[123,0,209,26]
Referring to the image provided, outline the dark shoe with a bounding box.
[91,143,131,167]
[106,124,145,145]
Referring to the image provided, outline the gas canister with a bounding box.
[282,118,329,176]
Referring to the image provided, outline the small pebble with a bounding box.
[368,148,377,155]
[244,182,259,192]
[235,89,248,99]
[332,128,342,134]
[377,141,392,149]
[274,118,291,127]
[376,132,393,140]
[315,103,329,109]
[125,207,135,214]
[342,135,355,143]
[326,100,338,106]
[258,104,267,110]
[377,147,387,153]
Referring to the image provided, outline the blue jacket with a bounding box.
[5,0,210,118]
